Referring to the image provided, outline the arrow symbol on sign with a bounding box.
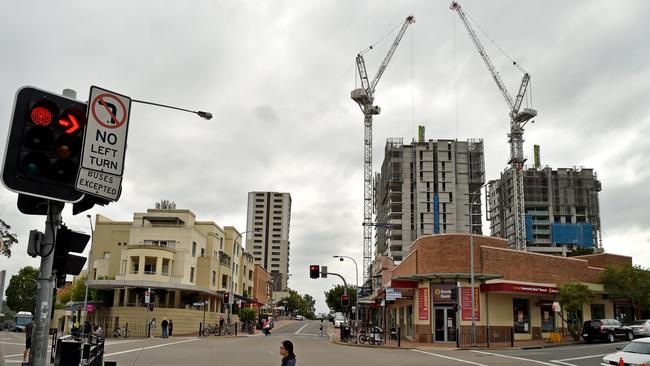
[59,114,80,134]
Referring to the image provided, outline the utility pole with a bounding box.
[31,201,62,366]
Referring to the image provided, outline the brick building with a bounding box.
[369,234,631,343]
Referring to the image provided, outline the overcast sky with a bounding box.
[1,0,649,314]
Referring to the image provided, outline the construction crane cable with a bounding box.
[467,13,527,74]
[359,19,405,55]
[410,26,415,135]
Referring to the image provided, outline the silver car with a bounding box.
[601,336,650,365]
[630,319,650,338]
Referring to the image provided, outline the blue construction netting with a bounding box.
[433,193,440,234]
[525,215,534,242]
[551,223,593,247]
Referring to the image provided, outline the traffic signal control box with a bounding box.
[2,86,87,203]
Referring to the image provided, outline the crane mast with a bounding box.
[352,15,414,282]
[450,1,537,251]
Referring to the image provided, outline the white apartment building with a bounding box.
[245,192,291,292]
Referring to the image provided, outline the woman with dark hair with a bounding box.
[279,340,296,366]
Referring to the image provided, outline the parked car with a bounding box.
[582,319,634,343]
[333,315,346,328]
[601,336,650,365]
[295,315,305,321]
[630,319,650,338]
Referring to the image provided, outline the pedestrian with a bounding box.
[319,320,323,337]
[161,317,168,338]
[94,324,104,339]
[279,340,296,366]
[168,319,173,337]
[23,321,33,362]
[219,314,225,328]
[149,318,156,338]
[263,318,271,336]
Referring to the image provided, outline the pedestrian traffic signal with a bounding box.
[341,294,350,308]
[2,86,87,204]
[224,292,230,304]
[309,265,320,279]
[52,224,90,288]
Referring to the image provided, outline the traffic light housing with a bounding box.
[53,224,90,288]
[341,294,350,308]
[309,265,320,279]
[2,86,87,204]
[224,292,230,304]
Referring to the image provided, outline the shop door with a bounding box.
[434,307,456,342]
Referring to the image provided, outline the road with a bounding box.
[0,322,631,365]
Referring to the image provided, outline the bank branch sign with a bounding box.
[75,86,131,201]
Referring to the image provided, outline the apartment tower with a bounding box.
[487,166,602,254]
[245,191,291,292]
[375,136,485,263]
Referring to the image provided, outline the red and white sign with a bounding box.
[145,291,151,304]
[76,86,131,201]
[418,288,429,320]
[461,287,480,321]
[86,304,95,313]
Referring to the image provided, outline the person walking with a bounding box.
[168,319,173,337]
[149,318,156,338]
[279,340,296,366]
[161,318,168,338]
[219,314,225,328]
[23,321,33,362]
[319,319,324,337]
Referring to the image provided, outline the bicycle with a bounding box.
[241,321,255,335]
[202,324,219,337]
[221,324,235,336]
[113,326,130,339]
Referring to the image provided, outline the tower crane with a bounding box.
[450,1,537,251]
[352,15,415,282]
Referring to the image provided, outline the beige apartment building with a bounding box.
[245,192,291,297]
[86,201,268,336]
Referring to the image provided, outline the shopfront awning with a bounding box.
[480,282,558,295]
[393,272,503,282]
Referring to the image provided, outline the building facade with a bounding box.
[374,138,485,262]
[86,201,259,335]
[245,191,291,292]
[487,166,602,253]
[368,234,631,344]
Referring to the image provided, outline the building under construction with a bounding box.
[374,133,485,262]
[487,164,602,254]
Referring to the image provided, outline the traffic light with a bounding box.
[341,294,350,308]
[2,86,87,204]
[224,292,230,304]
[53,224,90,288]
[309,265,320,279]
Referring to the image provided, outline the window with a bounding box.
[212,271,216,286]
[540,304,555,332]
[192,242,197,257]
[222,275,228,289]
[271,252,280,255]
[271,258,280,262]
[220,237,224,250]
[144,257,157,274]
[271,264,279,268]
[201,248,206,257]
[162,258,170,275]
[190,267,195,282]
[591,304,605,319]
[272,246,280,250]
[103,251,111,259]
[513,298,530,333]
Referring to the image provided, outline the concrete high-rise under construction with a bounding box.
[374,135,485,263]
[487,166,602,254]
[245,191,291,292]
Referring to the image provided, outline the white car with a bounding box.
[601,336,650,365]
[295,315,305,321]
[630,319,650,338]
[334,316,346,328]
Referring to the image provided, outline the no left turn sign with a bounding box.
[76,86,131,201]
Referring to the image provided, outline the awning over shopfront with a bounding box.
[480,282,558,295]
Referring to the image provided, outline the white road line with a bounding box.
[550,353,607,366]
[104,338,198,357]
[294,323,310,335]
[471,350,557,365]
[0,342,24,346]
[412,349,489,366]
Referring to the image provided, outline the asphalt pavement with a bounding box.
[0,322,633,365]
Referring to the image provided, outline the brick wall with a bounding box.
[574,253,632,269]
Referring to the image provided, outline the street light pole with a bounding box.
[468,183,487,346]
[81,214,94,339]
[333,255,359,331]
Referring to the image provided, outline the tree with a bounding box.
[0,218,18,257]
[238,307,257,323]
[279,289,316,319]
[300,294,316,319]
[567,247,595,257]
[601,264,650,319]
[324,285,357,313]
[557,282,594,340]
[6,266,39,312]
